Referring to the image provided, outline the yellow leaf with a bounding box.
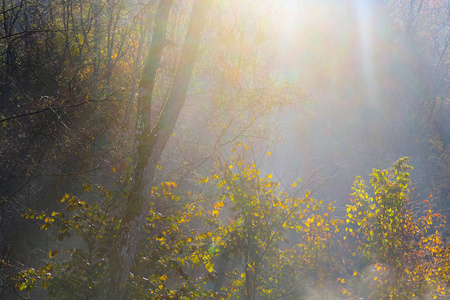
[18,282,27,290]
[112,167,116,173]
[354,271,357,276]
[206,262,214,272]
[204,177,209,183]
[292,182,297,188]
[159,274,167,281]
[268,151,271,157]
[49,250,59,258]
[267,174,273,179]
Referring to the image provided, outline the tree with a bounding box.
[388,0,450,214]
[344,157,450,298]
[1,0,168,297]
[13,182,216,299]
[103,1,213,298]
[198,146,343,299]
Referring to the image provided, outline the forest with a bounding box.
[0,0,449,299]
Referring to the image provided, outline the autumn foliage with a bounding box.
[343,157,450,299]
[11,149,449,299]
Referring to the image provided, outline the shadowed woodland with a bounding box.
[0,0,449,299]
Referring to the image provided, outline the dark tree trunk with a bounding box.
[100,0,173,297]
[102,1,212,298]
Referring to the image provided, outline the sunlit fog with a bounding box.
[1,0,449,299]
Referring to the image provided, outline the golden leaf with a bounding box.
[49,250,59,258]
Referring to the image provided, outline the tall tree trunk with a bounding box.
[102,1,211,298]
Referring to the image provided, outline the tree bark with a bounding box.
[101,0,172,298]
[102,0,212,298]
